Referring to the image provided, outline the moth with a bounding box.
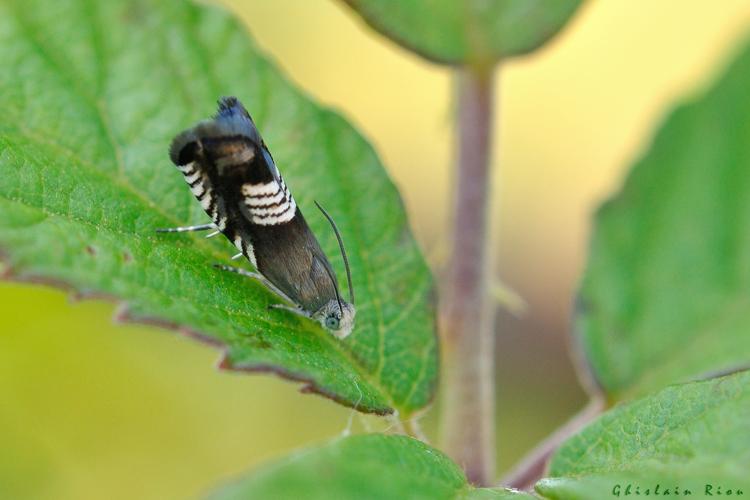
[159,97,356,338]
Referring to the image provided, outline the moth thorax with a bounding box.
[313,300,356,339]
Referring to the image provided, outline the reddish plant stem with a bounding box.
[439,65,496,486]
[501,397,605,490]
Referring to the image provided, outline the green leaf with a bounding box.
[536,370,750,500]
[576,39,750,400]
[340,0,582,65]
[209,434,534,500]
[0,0,437,416]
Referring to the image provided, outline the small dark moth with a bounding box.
[159,97,356,338]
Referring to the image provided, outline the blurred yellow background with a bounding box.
[3,1,750,498]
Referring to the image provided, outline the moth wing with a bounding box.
[310,244,341,301]
[168,129,230,234]
[243,211,338,313]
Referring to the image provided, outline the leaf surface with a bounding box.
[536,370,750,500]
[0,0,437,416]
[340,0,582,65]
[576,39,750,400]
[209,434,534,500]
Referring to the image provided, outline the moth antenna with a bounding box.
[315,201,355,305]
[319,256,344,316]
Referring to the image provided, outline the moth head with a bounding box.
[315,300,356,339]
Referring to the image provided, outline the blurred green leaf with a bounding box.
[340,0,582,65]
[210,434,533,500]
[536,370,750,500]
[576,39,750,400]
[0,0,437,416]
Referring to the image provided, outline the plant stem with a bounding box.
[439,65,496,486]
[501,397,604,490]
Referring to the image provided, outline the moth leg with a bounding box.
[213,264,261,280]
[213,264,297,306]
[269,303,311,319]
[156,223,215,233]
